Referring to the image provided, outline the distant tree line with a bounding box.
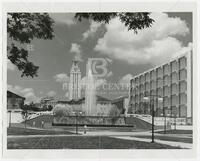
[21,102,53,112]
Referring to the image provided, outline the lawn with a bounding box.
[133,135,192,143]
[7,127,74,135]
[7,136,182,149]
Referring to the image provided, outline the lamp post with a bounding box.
[73,111,82,134]
[9,110,11,128]
[164,114,167,134]
[161,112,166,134]
[173,114,177,130]
[143,95,163,143]
[24,110,28,129]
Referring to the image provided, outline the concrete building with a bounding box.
[7,91,25,110]
[7,91,25,126]
[128,51,192,124]
[40,97,58,109]
[69,60,81,100]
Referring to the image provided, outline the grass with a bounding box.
[7,127,74,135]
[156,130,193,134]
[7,136,182,149]
[133,135,192,143]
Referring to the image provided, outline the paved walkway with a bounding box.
[8,134,79,138]
[81,130,192,138]
[112,136,192,149]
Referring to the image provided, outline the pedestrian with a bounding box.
[84,125,87,134]
[33,121,35,127]
[41,120,44,128]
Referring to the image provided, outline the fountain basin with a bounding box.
[52,116,127,126]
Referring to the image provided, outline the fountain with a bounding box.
[52,59,127,126]
[85,61,96,116]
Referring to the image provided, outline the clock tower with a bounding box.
[69,60,81,100]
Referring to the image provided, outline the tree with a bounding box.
[109,105,121,117]
[21,102,40,111]
[53,104,73,117]
[75,12,154,33]
[7,13,54,77]
[47,105,53,111]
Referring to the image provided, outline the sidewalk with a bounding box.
[8,134,79,138]
[112,136,192,149]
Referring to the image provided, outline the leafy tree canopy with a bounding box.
[75,12,154,33]
[7,13,54,77]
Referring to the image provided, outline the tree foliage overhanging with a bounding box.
[7,13,54,77]
[7,12,154,77]
[75,12,154,32]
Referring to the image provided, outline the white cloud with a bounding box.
[54,73,69,83]
[70,43,83,62]
[7,84,40,104]
[49,13,76,26]
[173,42,193,58]
[7,59,15,71]
[82,21,102,40]
[70,43,81,54]
[47,91,57,97]
[118,74,133,84]
[94,13,190,65]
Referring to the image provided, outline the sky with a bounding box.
[7,12,192,103]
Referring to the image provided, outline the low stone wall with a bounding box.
[25,114,54,128]
[53,116,126,126]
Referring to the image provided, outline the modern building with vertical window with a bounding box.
[128,50,192,124]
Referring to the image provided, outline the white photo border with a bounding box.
[1,1,199,160]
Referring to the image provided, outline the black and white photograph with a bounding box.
[0,1,199,160]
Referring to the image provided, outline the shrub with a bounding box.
[53,104,73,117]
[109,105,121,117]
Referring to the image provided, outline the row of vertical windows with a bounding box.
[131,69,187,90]
[131,56,187,85]
[130,81,187,96]
[130,104,187,117]
[132,77,187,93]
[131,93,187,105]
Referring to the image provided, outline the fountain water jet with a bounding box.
[85,61,96,116]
